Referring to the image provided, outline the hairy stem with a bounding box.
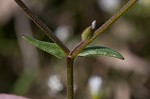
[67,57,74,99]
[71,0,139,57]
[14,0,70,55]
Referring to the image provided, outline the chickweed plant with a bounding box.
[14,0,138,99]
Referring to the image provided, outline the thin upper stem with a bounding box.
[14,0,70,55]
[66,57,74,99]
[93,0,139,39]
[70,0,139,58]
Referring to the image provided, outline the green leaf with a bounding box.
[23,36,65,59]
[78,46,124,60]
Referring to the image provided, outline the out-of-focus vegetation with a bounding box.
[0,0,150,99]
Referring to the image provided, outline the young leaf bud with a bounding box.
[81,20,96,40]
[81,26,93,40]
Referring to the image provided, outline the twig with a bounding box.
[14,0,70,55]
[71,0,139,57]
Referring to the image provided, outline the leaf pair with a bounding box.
[23,36,124,60]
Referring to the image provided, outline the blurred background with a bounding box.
[0,0,150,99]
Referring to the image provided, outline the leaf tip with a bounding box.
[120,56,125,60]
[116,53,125,60]
[113,52,125,60]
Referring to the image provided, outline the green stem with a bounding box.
[93,0,139,39]
[71,0,138,58]
[14,0,70,55]
[66,57,74,99]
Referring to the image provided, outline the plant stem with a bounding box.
[14,0,70,55]
[93,0,138,39]
[71,0,139,58]
[66,57,74,99]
